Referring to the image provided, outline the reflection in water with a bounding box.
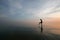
[49,30,60,35]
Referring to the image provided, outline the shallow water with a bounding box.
[49,29,60,35]
[0,26,60,40]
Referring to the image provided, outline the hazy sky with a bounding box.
[0,0,60,20]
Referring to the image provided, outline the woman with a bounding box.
[39,19,43,33]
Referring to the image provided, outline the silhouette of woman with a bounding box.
[39,19,43,33]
